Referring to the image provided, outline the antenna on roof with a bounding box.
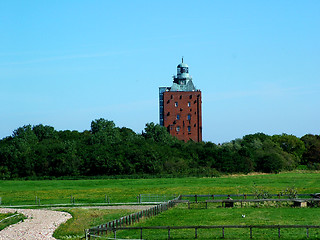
[182,56,184,63]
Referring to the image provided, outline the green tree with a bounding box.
[272,134,305,160]
[301,134,320,168]
[32,124,56,141]
[90,118,121,144]
[142,122,176,144]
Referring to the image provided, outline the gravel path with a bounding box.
[0,208,72,240]
[0,205,155,239]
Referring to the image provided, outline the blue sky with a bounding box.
[0,0,319,143]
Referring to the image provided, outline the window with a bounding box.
[171,95,173,99]
[188,102,191,107]
[188,126,191,132]
[176,114,180,120]
[180,95,182,99]
[187,114,191,120]
[175,102,178,107]
[189,95,192,99]
[176,126,180,132]
[167,112,170,116]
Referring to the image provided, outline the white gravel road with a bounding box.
[0,205,155,240]
[0,208,72,240]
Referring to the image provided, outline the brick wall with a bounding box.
[163,91,202,142]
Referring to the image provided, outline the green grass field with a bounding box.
[1,171,320,239]
[52,208,135,240]
[0,212,26,231]
[0,171,319,206]
[115,204,320,239]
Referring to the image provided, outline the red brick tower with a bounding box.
[159,59,202,142]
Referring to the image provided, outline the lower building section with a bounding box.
[162,90,202,142]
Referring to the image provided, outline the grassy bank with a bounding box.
[0,212,26,231]
[0,171,319,206]
[53,208,135,240]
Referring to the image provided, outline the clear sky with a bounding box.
[0,0,319,143]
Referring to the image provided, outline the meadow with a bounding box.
[116,205,320,239]
[0,171,319,206]
[0,212,25,231]
[52,208,135,239]
[1,171,320,239]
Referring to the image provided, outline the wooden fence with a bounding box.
[180,194,313,203]
[93,224,320,239]
[172,198,320,209]
[205,198,320,208]
[86,197,180,239]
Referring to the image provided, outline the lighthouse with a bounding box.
[159,58,202,142]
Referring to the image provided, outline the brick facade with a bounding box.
[163,91,202,142]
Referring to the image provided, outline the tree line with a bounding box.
[0,118,319,179]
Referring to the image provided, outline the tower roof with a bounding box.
[177,62,189,68]
[170,58,196,92]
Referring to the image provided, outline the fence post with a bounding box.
[195,227,198,239]
[168,228,170,240]
[250,227,252,239]
[306,227,309,238]
[278,227,281,238]
[140,228,143,239]
[195,195,198,203]
[222,227,225,238]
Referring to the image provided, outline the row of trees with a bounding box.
[0,118,319,179]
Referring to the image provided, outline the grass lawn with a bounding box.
[116,204,320,239]
[53,208,135,240]
[0,171,319,206]
[1,171,319,239]
[0,212,26,231]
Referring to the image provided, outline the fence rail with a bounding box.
[180,194,315,203]
[86,196,181,239]
[99,224,320,239]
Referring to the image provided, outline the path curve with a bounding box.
[0,208,72,240]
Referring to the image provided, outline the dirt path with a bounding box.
[0,208,72,240]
